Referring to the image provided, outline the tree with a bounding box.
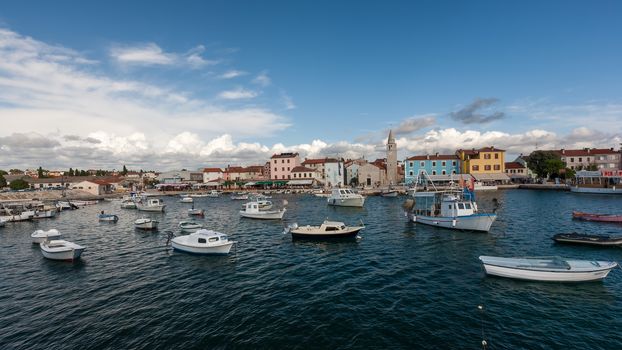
[527,151,563,179]
[122,165,128,176]
[68,168,74,176]
[586,164,598,171]
[9,169,23,175]
[0,170,7,175]
[563,167,576,180]
[80,170,87,176]
[37,166,45,178]
[0,174,6,188]
[9,178,29,190]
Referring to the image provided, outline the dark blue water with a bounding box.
[1,190,622,350]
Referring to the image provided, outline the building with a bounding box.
[456,146,510,183]
[386,130,398,185]
[244,165,267,180]
[203,168,223,183]
[324,159,345,188]
[344,159,366,186]
[505,162,529,182]
[71,180,114,196]
[404,154,460,184]
[358,163,386,187]
[556,148,621,170]
[270,152,301,180]
[157,171,201,184]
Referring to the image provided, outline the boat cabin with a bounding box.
[331,188,358,197]
[193,230,229,245]
[146,198,164,206]
[412,192,477,218]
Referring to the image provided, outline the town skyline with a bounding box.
[1,1,622,169]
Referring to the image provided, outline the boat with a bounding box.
[572,211,622,223]
[179,220,203,233]
[55,201,79,210]
[98,213,119,222]
[570,170,622,194]
[405,171,497,232]
[180,196,194,203]
[206,190,220,198]
[240,200,273,211]
[474,182,498,191]
[240,202,286,220]
[33,208,57,219]
[189,193,209,198]
[137,198,166,212]
[327,188,365,207]
[314,193,330,198]
[0,204,35,222]
[40,240,85,261]
[479,256,618,282]
[120,200,137,209]
[553,232,622,246]
[381,189,399,197]
[286,220,364,239]
[31,229,62,244]
[134,218,158,230]
[71,200,99,206]
[171,229,236,255]
[0,219,5,227]
[231,193,249,200]
[188,208,205,216]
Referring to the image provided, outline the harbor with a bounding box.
[1,189,622,349]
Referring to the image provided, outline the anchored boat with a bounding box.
[134,218,158,230]
[553,232,622,246]
[137,198,166,212]
[240,201,286,220]
[327,188,365,207]
[286,220,364,240]
[572,211,622,223]
[98,213,119,222]
[40,240,85,261]
[179,221,203,233]
[171,230,236,255]
[31,229,62,244]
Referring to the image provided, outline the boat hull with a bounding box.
[290,229,362,240]
[570,187,622,195]
[327,197,365,207]
[33,210,57,219]
[411,213,496,232]
[239,210,285,220]
[135,220,158,230]
[553,233,622,246]
[172,241,234,255]
[137,206,166,212]
[482,263,615,282]
[572,211,622,223]
[381,191,399,197]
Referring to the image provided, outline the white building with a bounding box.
[324,159,345,188]
[203,168,223,183]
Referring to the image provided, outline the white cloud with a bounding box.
[252,71,271,86]
[280,90,296,110]
[218,88,258,100]
[110,43,176,65]
[219,70,247,79]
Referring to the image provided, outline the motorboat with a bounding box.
[327,188,365,207]
[98,213,119,222]
[552,232,622,246]
[56,201,78,210]
[33,208,57,219]
[572,211,622,223]
[286,220,364,239]
[0,219,5,227]
[381,190,399,197]
[137,198,166,212]
[231,193,249,200]
[179,220,203,233]
[0,204,35,222]
[206,190,220,198]
[474,182,498,191]
[405,171,497,232]
[240,202,286,220]
[120,200,137,209]
[189,193,209,198]
[70,200,99,206]
[188,208,205,216]
[180,196,194,203]
[570,170,622,195]
[31,229,62,244]
[134,218,158,230]
[479,256,618,282]
[240,200,273,211]
[40,240,85,261]
[171,229,236,255]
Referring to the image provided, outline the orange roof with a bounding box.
[291,166,316,172]
[407,154,458,161]
[271,152,299,159]
[556,148,620,156]
[301,158,339,165]
[504,162,525,169]
[203,168,222,172]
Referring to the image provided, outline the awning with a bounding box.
[243,182,256,186]
[425,174,474,182]
[287,179,314,186]
[472,173,511,181]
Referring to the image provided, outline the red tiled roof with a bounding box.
[244,166,264,172]
[504,162,525,169]
[224,166,245,173]
[203,168,222,172]
[271,152,299,159]
[458,146,505,154]
[301,158,339,165]
[556,148,620,156]
[407,154,458,161]
[291,166,316,173]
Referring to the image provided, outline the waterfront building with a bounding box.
[386,130,398,185]
[157,171,202,184]
[357,162,386,187]
[505,162,529,182]
[290,166,322,185]
[404,154,460,184]
[71,180,115,196]
[555,148,621,170]
[344,159,367,186]
[203,168,223,183]
[456,146,510,183]
[324,159,345,188]
[270,152,301,180]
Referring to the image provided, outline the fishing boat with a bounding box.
[40,240,85,261]
[0,204,35,222]
[171,229,236,255]
[188,208,205,216]
[327,188,365,207]
[572,211,622,223]
[98,213,119,222]
[179,220,203,233]
[31,229,62,244]
[189,193,209,198]
[479,256,618,282]
[285,220,364,239]
[240,202,286,220]
[33,208,57,219]
[553,232,622,246]
[405,171,497,232]
[137,198,166,212]
[71,200,99,206]
[571,170,622,195]
[134,218,158,230]
[120,200,137,209]
[180,196,194,203]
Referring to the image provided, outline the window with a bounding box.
[198,238,207,243]
[484,165,491,171]
[274,168,277,172]
[282,175,285,179]
[409,162,413,167]
[274,160,277,164]
[494,153,499,159]
[452,170,456,174]
[288,175,291,179]
[442,170,446,175]
[452,161,456,166]
[282,167,285,171]
[432,161,436,167]
[493,165,500,171]
[287,167,290,171]
[449,204,452,209]
[420,161,425,167]
[465,203,472,209]
[287,159,290,163]
[458,203,465,209]
[409,171,413,176]
[578,157,582,162]
[441,161,446,167]
[484,154,491,159]
[570,157,574,162]
[209,237,218,242]
[472,165,479,171]
[432,170,437,175]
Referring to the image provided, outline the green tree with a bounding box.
[563,167,576,180]
[121,165,128,176]
[9,178,29,190]
[0,170,8,175]
[68,168,74,176]
[80,170,87,176]
[37,166,45,178]
[586,164,598,171]
[0,174,6,188]
[9,169,23,175]
[527,151,563,179]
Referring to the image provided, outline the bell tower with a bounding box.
[386,129,397,185]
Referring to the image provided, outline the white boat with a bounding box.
[55,201,78,210]
[189,193,209,198]
[120,200,137,209]
[286,220,364,239]
[327,188,365,207]
[134,218,159,230]
[479,256,618,282]
[31,229,63,244]
[188,208,205,216]
[381,190,399,197]
[179,221,203,233]
[571,170,622,195]
[240,200,273,211]
[474,182,498,191]
[40,240,85,261]
[0,219,5,227]
[0,205,35,222]
[406,171,497,232]
[33,209,57,219]
[137,198,166,212]
[206,190,220,198]
[171,229,236,255]
[180,196,194,203]
[240,202,286,220]
[71,200,99,206]
[98,213,119,222]
[231,194,249,200]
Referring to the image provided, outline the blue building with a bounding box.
[404,154,461,184]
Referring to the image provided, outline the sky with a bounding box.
[0,0,621,171]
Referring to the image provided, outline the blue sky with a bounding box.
[0,1,621,169]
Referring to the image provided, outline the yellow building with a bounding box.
[456,146,506,174]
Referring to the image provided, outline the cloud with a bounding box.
[0,132,60,149]
[252,71,271,86]
[109,43,218,68]
[218,88,258,100]
[450,98,505,124]
[392,114,436,135]
[218,70,247,79]
[280,90,296,110]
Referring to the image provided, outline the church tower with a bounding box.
[386,129,398,185]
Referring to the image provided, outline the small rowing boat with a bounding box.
[552,232,622,246]
[572,211,622,223]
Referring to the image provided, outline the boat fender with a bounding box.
[452,219,456,227]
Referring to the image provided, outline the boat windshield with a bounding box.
[517,257,571,270]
